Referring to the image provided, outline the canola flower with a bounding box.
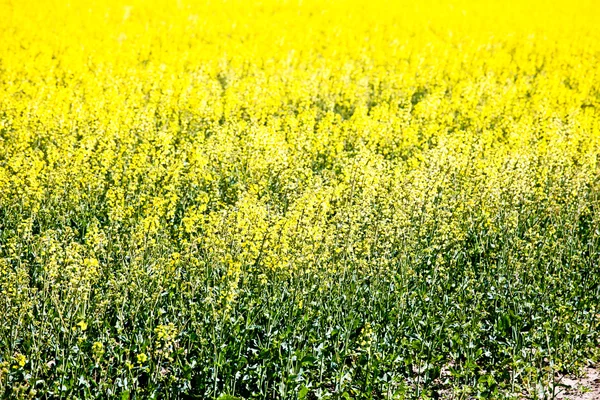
[1,0,600,398]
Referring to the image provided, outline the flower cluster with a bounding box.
[1,0,600,398]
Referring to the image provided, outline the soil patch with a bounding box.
[553,366,600,400]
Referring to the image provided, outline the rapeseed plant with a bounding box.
[1,0,600,398]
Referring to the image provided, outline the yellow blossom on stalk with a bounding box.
[0,0,599,397]
[13,353,26,369]
[92,342,104,359]
[75,320,88,331]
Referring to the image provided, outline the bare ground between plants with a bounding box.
[552,366,600,400]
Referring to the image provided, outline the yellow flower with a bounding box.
[76,320,88,331]
[137,353,148,364]
[92,342,104,359]
[13,353,27,368]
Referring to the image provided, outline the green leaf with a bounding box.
[217,395,242,400]
[298,386,309,399]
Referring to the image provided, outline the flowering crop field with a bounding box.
[1,0,600,398]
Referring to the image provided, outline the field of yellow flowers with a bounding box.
[1,0,600,398]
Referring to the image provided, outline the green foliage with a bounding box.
[1,0,600,399]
